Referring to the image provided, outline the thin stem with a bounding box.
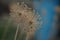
[14,24,20,40]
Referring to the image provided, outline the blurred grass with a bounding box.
[0,16,26,40]
[0,17,17,40]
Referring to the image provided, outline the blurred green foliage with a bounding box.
[0,16,26,40]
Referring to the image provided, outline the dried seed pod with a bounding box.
[9,2,42,40]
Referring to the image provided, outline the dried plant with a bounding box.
[9,2,42,40]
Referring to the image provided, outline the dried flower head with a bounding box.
[9,2,42,40]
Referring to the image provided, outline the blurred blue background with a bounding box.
[33,0,58,40]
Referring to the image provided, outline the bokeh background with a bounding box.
[0,0,60,40]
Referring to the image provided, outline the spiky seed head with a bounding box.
[9,2,41,34]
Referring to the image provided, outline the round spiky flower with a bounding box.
[9,2,42,40]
